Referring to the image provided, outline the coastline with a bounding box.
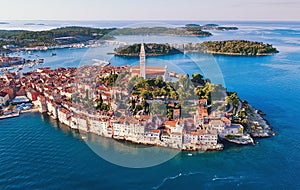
[202,51,277,56]
[0,63,275,152]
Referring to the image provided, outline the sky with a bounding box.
[1,0,299,21]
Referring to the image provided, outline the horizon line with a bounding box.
[2,19,300,22]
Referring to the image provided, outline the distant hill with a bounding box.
[111,26,212,37]
[0,26,115,48]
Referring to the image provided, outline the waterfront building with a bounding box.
[221,124,244,136]
[77,116,89,132]
[112,122,126,139]
[37,95,47,113]
[46,100,59,119]
[89,119,107,136]
[198,129,218,145]
[57,107,72,126]
[145,129,161,142]
[170,132,183,148]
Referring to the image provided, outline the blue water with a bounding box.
[1,21,300,189]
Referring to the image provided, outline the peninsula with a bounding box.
[0,26,115,51]
[0,44,274,151]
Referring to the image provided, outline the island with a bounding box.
[0,24,241,54]
[0,44,275,151]
[198,40,279,55]
[186,23,238,31]
[115,43,181,56]
[115,41,279,56]
[111,24,238,37]
[111,26,212,36]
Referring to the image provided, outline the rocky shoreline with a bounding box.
[204,51,278,56]
[245,104,275,138]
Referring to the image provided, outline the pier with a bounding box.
[0,111,20,120]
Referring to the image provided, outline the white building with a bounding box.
[198,130,218,145]
[209,119,225,133]
[222,124,244,136]
[46,100,59,119]
[113,122,126,138]
[57,107,72,126]
[77,117,89,132]
[170,132,183,147]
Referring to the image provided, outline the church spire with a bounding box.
[140,43,146,79]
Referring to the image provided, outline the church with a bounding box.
[130,43,167,81]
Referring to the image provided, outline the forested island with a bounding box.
[111,26,212,36]
[116,40,279,56]
[115,43,181,56]
[0,26,277,57]
[186,24,238,31]
[0,27,115,48]
[111,24,238,36]
[196,40,279,55]
[0,24,241,52]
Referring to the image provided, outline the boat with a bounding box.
[51,53,57,56]
[187,153,193,156]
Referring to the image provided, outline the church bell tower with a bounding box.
[140,43,146,79]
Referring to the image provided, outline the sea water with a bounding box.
[0,21,300,189]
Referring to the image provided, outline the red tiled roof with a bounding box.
[165,120,177,127]
[151,129,160,133]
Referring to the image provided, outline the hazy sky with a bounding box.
[1,0,299,21]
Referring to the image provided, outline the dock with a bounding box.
[0,111,20,120]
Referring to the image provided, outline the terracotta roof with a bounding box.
[200,99,207,103]
[174,109,180,115]
[151,129,160,133]
[221,117,231,123]
[165,120,177,127]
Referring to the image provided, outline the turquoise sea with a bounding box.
[1,21,300,189]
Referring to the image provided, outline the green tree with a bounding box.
[150,101,167,117]
[191,72,205,86]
